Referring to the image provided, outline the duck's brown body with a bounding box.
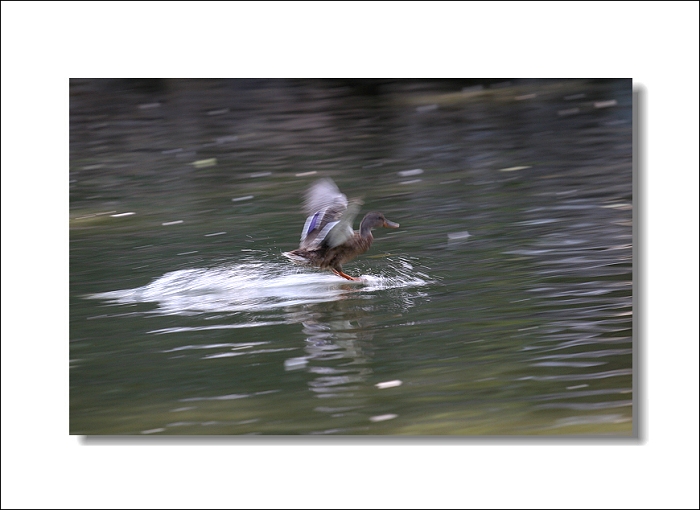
[287,232,374,279]
[283,179,399,281]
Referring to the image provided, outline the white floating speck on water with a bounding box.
[141,428,165,434]
[398,169,424,177]
[249,172,271,178]
[516,218,559,226]
[232,195,254,202]
[295,171,317,177]
[416,104,438,113]
[177,251,198,256]
[138,102,160,109]
[594,100,617,109]
[399,179,422,185]
[375,380,402,389]
[558,108,580,116]
[204,232,227,237]
[448,231,471,241]
[284,357,308,371]
[370,414,398,422]
[162,220,184,226]
[110,212,135,217]
[75,211,115,220]
[601,203,632,210]
[499,166,531,172]
[192,158,217,168]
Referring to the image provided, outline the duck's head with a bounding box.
[359,212,399,237]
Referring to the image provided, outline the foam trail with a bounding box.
[88,257,431,315]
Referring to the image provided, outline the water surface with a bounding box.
[70,79,633,435]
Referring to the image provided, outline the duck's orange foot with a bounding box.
[331,268,361,281]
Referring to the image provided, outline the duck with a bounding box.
[283,178,399,281]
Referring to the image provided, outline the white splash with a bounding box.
[87,257,430,315]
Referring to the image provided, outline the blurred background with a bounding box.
[70,78,632,435]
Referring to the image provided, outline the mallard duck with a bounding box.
[283,178,399,281]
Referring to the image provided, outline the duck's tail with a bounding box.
[282,251,311,265]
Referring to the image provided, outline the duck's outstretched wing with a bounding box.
[299,178,352,249]
[326,199,362,248]
[303,178,347,217]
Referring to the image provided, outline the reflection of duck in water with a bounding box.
[283,178,399,281]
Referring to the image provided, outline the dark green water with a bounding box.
[70,79,633,435]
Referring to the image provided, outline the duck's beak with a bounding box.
[383,219,399,228]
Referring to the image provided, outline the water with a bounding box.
[70,79,633,435]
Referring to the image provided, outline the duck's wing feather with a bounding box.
[299,179,352,249]
[303,178,347,217]
[325,200,362,248]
